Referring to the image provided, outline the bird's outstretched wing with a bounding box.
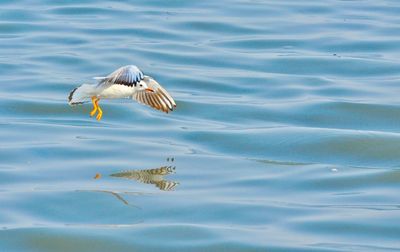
[97,65,144,87]
[132,77,176,113]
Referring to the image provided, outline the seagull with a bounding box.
[68,65,176,120]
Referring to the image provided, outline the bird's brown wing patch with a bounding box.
[132,80,176,113]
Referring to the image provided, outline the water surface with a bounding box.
[1,0,400,251]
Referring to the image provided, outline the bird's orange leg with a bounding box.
[90,96,98,117]
[95,98,103,121]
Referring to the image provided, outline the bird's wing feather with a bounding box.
[97,65,144,87]
[132,78,176,113]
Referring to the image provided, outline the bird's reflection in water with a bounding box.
[110,166,179,191]
[85,159,179,206]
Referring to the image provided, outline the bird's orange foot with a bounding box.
[90,96,98,117]
[96,106,103,121]
[90,109,97,117]
[89,96,103,121]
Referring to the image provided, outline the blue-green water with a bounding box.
[1,0,400,251]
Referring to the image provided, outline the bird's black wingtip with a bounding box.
[68,87,78,103]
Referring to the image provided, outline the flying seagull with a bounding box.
[68,65,176,120]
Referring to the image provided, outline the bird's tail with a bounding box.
[68,84,97,105]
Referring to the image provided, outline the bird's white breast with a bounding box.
[98,84,136,99]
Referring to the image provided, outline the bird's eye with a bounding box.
[140,84,143,87]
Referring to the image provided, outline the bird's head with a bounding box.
[138,76,154,93]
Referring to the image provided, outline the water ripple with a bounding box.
[1,0,400,251]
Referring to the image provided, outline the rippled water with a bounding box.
[1,0,400,251]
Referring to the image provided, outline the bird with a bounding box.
[68,65,176,120]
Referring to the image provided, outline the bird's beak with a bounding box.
[145,88,154,93]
